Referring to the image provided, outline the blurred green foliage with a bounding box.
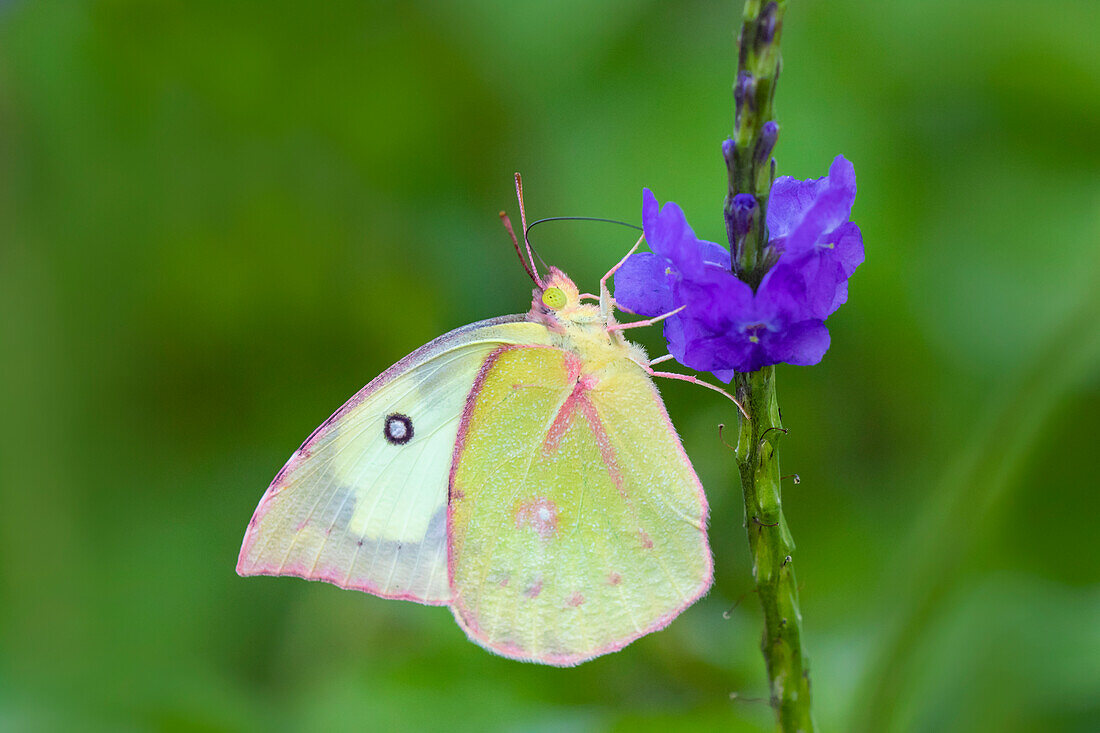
[2,1,1099,731]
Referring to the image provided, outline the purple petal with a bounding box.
[783,156,856,259]
[642,187,660,241]
[664,313,754,375]
[642,189,723,279]
[754,263,811,321]
[710,369,737,384]
[663,267,756,374]
[763,254,847,321]
[700,240,733,270]
[765,320,831,366]
[681,328,756,374]
[768,156,856,260]
[830,278,849,314]
[830,222,864,277]
[673,265,754,333]
[663,313,688,366]
[767,175,828,239]
[613,252,674,317]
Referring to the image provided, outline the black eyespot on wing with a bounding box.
[383,413,414,445]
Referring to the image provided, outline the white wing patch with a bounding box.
[237,317,553,605]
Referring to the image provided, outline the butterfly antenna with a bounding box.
[514,173,544,287]
[500,211,541,287]
[523,217,642,279]
[533,248,550,273]
[525,216,643,235]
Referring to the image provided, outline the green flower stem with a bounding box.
[734,368,814,732]
[726,1,816,730]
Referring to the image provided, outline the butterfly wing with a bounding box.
[447,345,712,664]
[237,316,554,605]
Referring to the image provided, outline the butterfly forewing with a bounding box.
[448,345,711,664]
[237,317,553,604]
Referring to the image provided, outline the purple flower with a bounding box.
[767,155,864,319]
[613,188,728,315]
[613,156,862,376]
[667,264,830,378]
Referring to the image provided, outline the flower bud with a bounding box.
[725,193,759,270]
[734,72,756,128]
[754,121,779,165]
[756,2,779,49]
[731,194,758,237]
[722,138,736,166]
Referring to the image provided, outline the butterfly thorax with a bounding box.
[527,267,649,378]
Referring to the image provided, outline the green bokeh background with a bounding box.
[2,1,1098,731]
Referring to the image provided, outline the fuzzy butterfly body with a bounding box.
[238,247,712,665]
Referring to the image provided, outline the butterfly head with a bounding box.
[530,267,600,330]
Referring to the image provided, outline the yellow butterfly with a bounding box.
[237,176,736,666]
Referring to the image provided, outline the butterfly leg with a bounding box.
[601,235,644,294]
[646,367,750,420]
[593,235,645,319]
[607,305,685,332]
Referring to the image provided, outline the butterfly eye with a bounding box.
[542,287,567,310]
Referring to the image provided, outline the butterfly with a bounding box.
[236,176,742,666]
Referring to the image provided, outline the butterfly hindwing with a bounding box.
[237,316,554,604]
[447,345,712,664]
